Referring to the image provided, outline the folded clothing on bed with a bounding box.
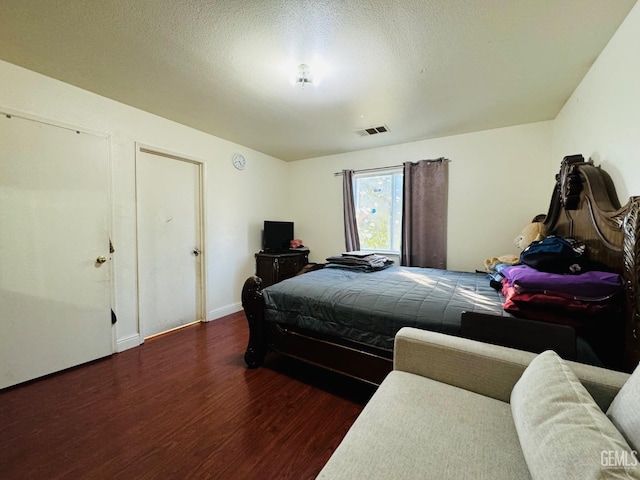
[500,265,624,326]
[501,282,621,326]
[325,253,394,272]
[501,265,623,301]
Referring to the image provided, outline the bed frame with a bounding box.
[242,155,640,383]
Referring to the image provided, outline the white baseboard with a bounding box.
[116,333,141,352]
[207,302,242,321]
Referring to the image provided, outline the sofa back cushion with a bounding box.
[511,350,640,479]
[607,363,640,452]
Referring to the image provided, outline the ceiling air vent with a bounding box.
[355,125,390,137]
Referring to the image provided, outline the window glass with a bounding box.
[354,171,403,253]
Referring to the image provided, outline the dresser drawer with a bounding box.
[255,252,309,288]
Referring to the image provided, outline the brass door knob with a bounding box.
[96,256,107,264]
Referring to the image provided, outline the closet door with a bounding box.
[0,114,112,389]
[135,147,204,339]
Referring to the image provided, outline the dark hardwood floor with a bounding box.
[0,312,375,479]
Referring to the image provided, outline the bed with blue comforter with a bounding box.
[263,266,508,352]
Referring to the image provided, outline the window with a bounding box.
[354,170,403,253]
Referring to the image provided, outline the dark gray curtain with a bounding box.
[400,159,448,268]
[342,169,360,252]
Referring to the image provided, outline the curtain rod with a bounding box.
[333,158,450,176]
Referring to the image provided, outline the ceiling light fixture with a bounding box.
[291,63,313,88]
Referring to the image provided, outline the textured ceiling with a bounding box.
[0,0,636,161]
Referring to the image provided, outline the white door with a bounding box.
[136,147,203,338]
[0,114,112,389]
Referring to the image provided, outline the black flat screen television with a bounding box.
[263,221,294,252]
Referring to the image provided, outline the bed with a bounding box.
[242,155,640,384]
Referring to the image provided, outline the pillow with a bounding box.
[511,351,640,479]
[607,363,640,452]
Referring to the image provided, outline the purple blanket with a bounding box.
[502,265,622,300]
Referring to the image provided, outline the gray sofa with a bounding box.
[317,327,640,480]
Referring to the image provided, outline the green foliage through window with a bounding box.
[354,171,403,252]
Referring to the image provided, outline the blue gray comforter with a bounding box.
[263,266,509,351]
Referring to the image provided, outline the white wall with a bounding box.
[289,121,554,272]
[0,60,291,352]
[553,1,640,201]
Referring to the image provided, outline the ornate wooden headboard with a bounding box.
[544,155,640,370]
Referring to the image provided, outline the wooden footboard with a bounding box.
[460,312,577,359]
[241,276,267,368]
[241,275,393,385]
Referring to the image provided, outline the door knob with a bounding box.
[193,248,201,256]
[96,256,107,264]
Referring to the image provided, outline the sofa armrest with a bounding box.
[393,327,629,408]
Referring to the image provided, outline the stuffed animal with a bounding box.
[514,222,547,250]
[483,222,547,273]
[484,254,519,273]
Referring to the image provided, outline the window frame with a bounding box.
[353,168,403,255]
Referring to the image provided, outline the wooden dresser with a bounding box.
[255,251,309,288]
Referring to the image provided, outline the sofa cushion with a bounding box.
[607,363,640,452]
[317,370,531,479]
[511,350,640,480]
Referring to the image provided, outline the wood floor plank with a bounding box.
[0,312,375,479]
